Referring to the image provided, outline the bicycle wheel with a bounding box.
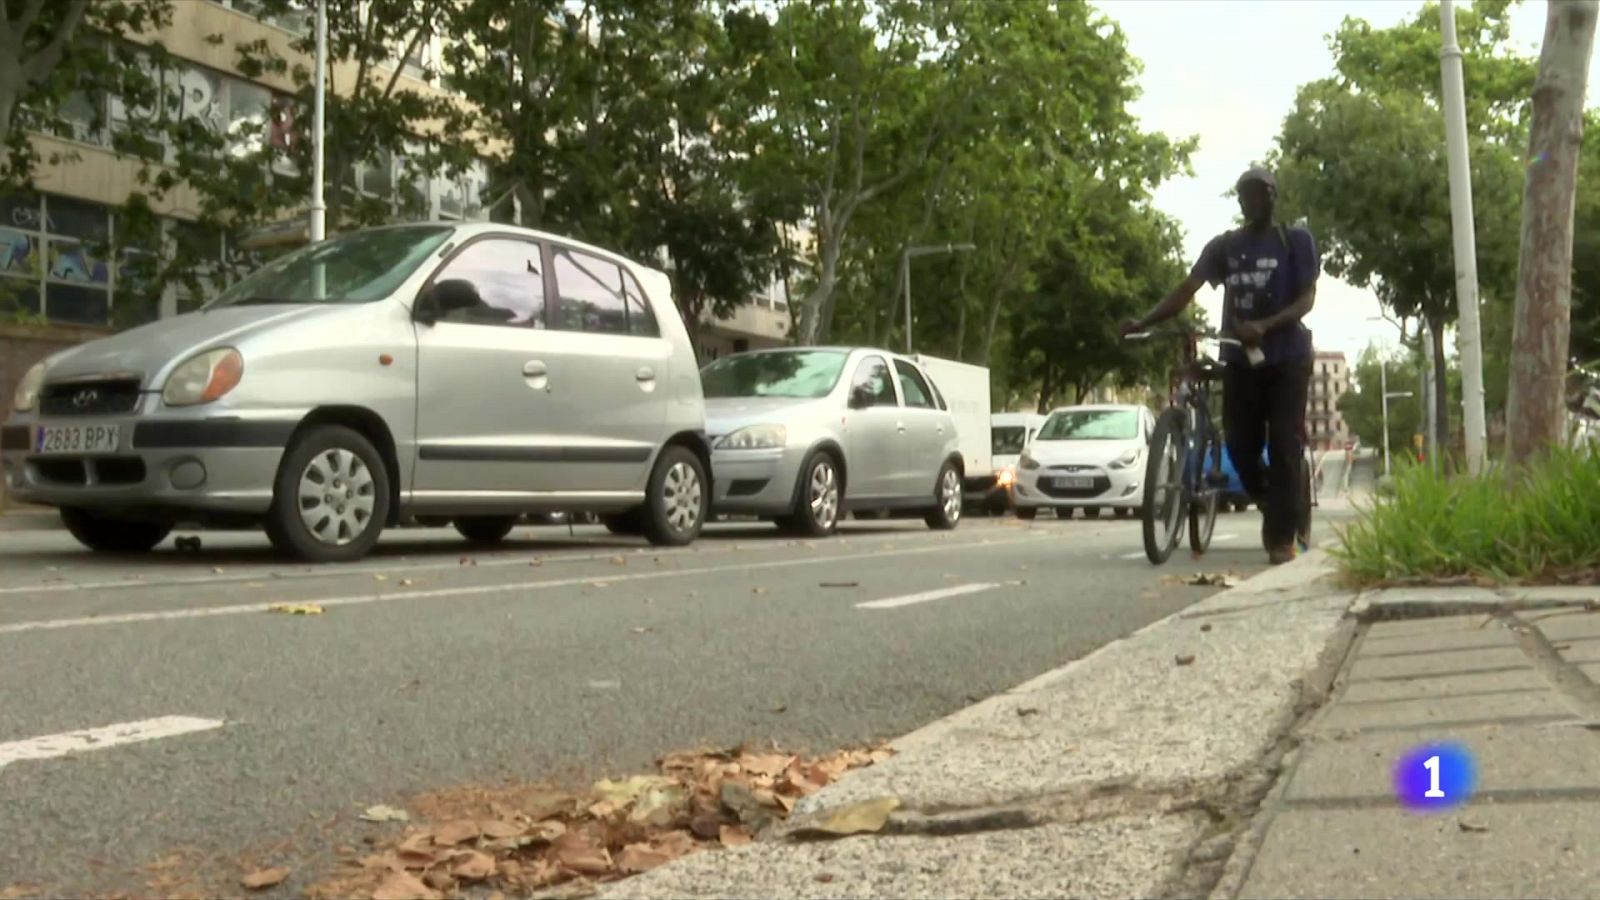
[1189,430,1221,555]
[1142,408,1188,564]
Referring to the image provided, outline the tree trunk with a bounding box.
[1507,0,1599,466]
[1428,314,1450,467]
[797,241,839,346]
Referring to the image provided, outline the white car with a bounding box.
[1011,404,1155,520]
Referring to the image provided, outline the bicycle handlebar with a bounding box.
[1124,329,1243,348]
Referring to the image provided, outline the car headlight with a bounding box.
[1018,453,1039,470]
[717,423,787,450]
[1108,448,1141,470]
[162,348,244,407]
[12,361,45,412]
[997,467,1015,486]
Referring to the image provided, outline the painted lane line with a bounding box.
[0,526,976,598]
[0,534,1052,636]
[1121,533,1237,560]
[857,583,1000,610]
[0,716,224,771]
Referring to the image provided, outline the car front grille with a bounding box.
[41,379,143,417]
[29,456,147,487]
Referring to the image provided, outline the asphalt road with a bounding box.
[0,501,1358,896]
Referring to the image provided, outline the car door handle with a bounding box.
[896,422,907,433]
[523,361,548,377]
[636,366,656,382]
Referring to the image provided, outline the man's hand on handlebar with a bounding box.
[1232,320,1265,347]
[1119,319,1145,339]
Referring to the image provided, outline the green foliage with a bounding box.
[1334,447,1600,584]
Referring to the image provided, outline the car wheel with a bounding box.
[59,508,172,554]
[924,461,963,530]
[454,516,517,545]
[265,425,391,563]
[781,451,842,537]
[643,445,707,546]
[1015,506,1038,521]
[1084,506,1102,519]
[1115,507,1132,518]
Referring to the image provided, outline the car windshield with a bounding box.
[992,426,1027,455]
[701,350,849,399]
[206,226,454,309]
[1037,409,1140,441]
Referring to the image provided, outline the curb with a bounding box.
[0,510,58,532]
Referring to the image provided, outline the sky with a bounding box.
[1095,0,1600,362]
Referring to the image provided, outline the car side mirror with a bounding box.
[415,278,481,325]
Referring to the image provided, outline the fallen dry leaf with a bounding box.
[1458,820,1490,833]
[1200,623,1213,632]
[593,775,678,808]
[372,871,441,900]
[553,834,612,875]
[432,819,480,846]
[815,873,836,883]
[1175,654,1196,666]
[374,574,388,582]
[796,796,900,837]
[240,867,291,890]
[360,804,411,823]
[820,581,859,588]
[740,753,794,778]
[617,843,673,873]
[479,819,525,840]
[631,626,653,634]
[212,566,225,574]
[268,603,324,615]
[751,587,768,595]
[719,825,753,847]
[451,850,497,880]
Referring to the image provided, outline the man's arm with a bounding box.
[1259,280,1316,332]
[1260,228,1319,332]
[1130,272,1206,331]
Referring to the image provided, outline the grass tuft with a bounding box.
[1333,446,1600,586]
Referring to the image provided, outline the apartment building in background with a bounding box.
[1,0,493,329]
[1308,350,1352,450]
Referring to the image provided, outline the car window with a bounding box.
[551,246,632,335]
[429,237,546,327]
[208,225,453,309]
[849,356,897,407]
[893,360,934,409]
[992,426,1026,455]
[701,349,849,399]
[1037,409,1140,441]
[621,269,660,338]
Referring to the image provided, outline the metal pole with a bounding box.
[310,0,327,245]
[1381,361,1392,477]
[1423,330,1439,471]
[902,248,912,354]
[1439,0,1489,474]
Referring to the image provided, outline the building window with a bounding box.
[0,192,123,325]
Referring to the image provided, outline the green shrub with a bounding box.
[1334,447,1600,585]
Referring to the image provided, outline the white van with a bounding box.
[987,412,1046,511]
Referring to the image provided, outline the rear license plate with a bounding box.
[1053,475,1093,489]
[35,424,120,455]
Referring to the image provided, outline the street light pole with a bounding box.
[1381,361,1392,476]
[903,242,977,354]
[1439,0,1489,475]
[310,0,327,246]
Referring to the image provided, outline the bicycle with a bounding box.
[1123,326,1235,564]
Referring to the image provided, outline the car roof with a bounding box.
[422,221,667,278]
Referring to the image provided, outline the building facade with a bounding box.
[2,0,491,329]
[1308,350,1352,450]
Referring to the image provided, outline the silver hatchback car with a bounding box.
[702,347,965,535]
[2,223,711,561]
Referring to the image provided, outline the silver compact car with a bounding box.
[702,347,965,535]
[2,223,711,561]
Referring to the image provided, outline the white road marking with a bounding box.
[0,716,224,771]
[0,534,1052,636]
[1121,534,1237,560]
[1121,550,1148,560]
[0,527,955,597]
[856,583,999,610]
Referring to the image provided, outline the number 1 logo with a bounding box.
[1395,742,1476,811]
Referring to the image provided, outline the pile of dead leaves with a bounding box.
[308,743,894,900]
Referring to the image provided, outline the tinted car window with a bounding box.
[893,360,934,409]
[429,238,546,327]
[552,246,630,335]
[850,356,897,407]
[701,350,849,399]
[992,426,1026,455]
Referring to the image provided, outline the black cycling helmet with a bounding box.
[1237,166,1278,196]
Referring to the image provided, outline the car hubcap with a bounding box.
[1153,439,1183,541]
[942,470,962,522]
[810,462,839,528]
[664,461,703,533]
[298,448,376,546]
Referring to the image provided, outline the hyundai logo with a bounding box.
[72,388,99,409]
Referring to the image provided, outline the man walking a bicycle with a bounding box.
[1121,167,1318,565]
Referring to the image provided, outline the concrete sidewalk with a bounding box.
[602,555,1600,900]
[0,503,56,531]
